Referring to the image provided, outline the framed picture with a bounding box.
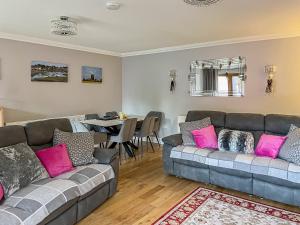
[31,61,68,82]
[82,66,102,83]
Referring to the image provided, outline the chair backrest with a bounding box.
[84,114,100,131]
[105,111,119,118]
[85,114,100,120]
[140,116,156,137]
[146,111,163,133]
[117,118,137,142]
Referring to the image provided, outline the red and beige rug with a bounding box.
[153,187,300,225]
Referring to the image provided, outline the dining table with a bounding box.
[81,115,145,158]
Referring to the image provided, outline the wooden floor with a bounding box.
[79,144,300,225]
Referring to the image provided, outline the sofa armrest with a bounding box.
[94,148,118,164]
[162,134,183,147]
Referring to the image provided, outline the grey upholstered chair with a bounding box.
[146,111,163,146]
[105,111,119,118]
[134,116,156,158]
[85,114,107,148]
[109,118,137,163]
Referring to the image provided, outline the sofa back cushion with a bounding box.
[225,113,264,147]
[0,126,27,148]
[25,119,73,150]
[185,111,226,134]
[265,114,300,136]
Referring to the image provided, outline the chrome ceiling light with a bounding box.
[51,16,77,36]
[183,0,222,7]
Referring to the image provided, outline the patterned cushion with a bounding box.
[56,164,115,196]
[53,129,96,166]
[170,145,300,184]
[0,178,80,225]
[179,117,211,146]
[0,143,49,198]
[218,129,254,154]
[279,124,300,165]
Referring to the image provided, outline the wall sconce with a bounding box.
[265,65,277,94]
[169,70,176,93]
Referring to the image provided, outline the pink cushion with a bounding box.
[0,185,3,201]
[255,134,287,159]
[192,125,218,149]
[36,144,74,177]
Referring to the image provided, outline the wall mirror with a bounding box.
[188,56,247,97]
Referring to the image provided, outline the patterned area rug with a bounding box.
[153,188,300,225]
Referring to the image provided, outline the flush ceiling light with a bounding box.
[183,0,222,7]
[51,16,77,36]
[106,1,121,10]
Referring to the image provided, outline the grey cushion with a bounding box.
[279,124,300,165]
[0,126,27,148]
[179,117,211,146]
[25,119,73,147]
[0,143,49,198]
[94,148,118,164]
[53,129,96,166]
[1,178,80,225]
[218,129,254,154]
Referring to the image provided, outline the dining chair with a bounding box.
[85,114,107,148]
[109,118,137,164]
[105,111,119,118]
[146,111,163,146]
[134,116,156,158]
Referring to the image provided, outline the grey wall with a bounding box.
[0,39,122,123]
[122,37,300,137]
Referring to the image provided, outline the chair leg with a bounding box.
[140,138,144,159]
[137,138,140,157]
[148,136,155,152]
[118,143,122,165]
[154,132,160,147]
[146,137,149,152]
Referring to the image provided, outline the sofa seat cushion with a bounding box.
[170,145,215,164]
[56,164,115,197]
[170,146,300,184]
[0,179,80,225]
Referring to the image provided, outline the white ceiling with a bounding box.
[0,0,300,56]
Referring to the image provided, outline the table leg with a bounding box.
[127,141,138,150]
[123,143,135,158]
[109,142,117,149]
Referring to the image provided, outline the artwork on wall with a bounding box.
[31,61,68,82]
[81,66,102,83]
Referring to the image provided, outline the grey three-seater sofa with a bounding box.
[162,111,300,207]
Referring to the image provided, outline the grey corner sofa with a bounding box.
[162,111,300,207]
[0,118,119,225]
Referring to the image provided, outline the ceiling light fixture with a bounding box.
[51,16,78,36]
[183,0,222,7]
[106,1,121,10]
